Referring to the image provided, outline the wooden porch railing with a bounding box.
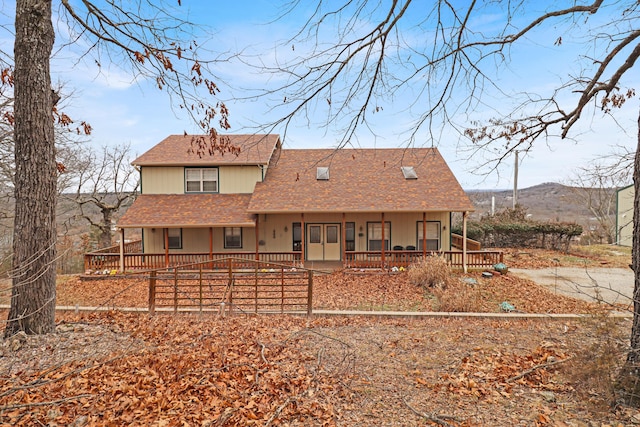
[84,251,303,272]
[345,250,503,269]
[85,249,503,272]
[90,240,143,254]
[451,234,482,251]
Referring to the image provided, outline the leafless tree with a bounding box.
[566,160,630,244]
[5,0,230,337]
[263,0,640,404]
[62,143,139,250]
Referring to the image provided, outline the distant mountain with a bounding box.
[466,182,612,226]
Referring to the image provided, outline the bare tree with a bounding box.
[566,160,630,244]
[62,143,139,249]
[263,0,640,403]
[6,0,230,337]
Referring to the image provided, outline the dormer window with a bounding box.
[186,168,218,192]
[316,167,329,180]
[401,166,417,179]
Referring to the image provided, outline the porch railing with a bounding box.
[85,249,502,272]
[84,251,302,272]
[345,250,503,269]
[451,234,482,251]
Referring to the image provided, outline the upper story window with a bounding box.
[185,168,218,193]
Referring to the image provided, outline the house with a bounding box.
[104,134,493,272]
[616,184,634,246]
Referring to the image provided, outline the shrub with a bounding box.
[408,255,452,289]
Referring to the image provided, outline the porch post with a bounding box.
[119,228,125,273]
[300,213,305,267]
[255,216,260,261]
[164,228,169,268]
[209,227,213,261]
[422,212,427,258]
[381,212,385,268]
[341,212,346,268]
[462,211,468,273]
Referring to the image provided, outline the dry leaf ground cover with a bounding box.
[0,311,638,426]
[1,246,636,425]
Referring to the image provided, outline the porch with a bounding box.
[84,240,503,272]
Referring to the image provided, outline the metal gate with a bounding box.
[147,258,313,315]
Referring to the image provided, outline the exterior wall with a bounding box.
[617,185,634,247]
[143,227,257,253]
[256,212,451,253]
[140,167,184,194]
[140,212,451,255]
[219,165,263,194]
[139,165,263,195]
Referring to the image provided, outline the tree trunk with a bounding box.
[617,106,640,405]
[99,207,114,248]
[5,0,57,336]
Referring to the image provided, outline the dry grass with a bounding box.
[407,255,453,289]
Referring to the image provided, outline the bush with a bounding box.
[408,255,452,289]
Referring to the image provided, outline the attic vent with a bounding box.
[316,167,329,180]
[401,166,418,179]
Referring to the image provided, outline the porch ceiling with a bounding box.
[117,194,256,228]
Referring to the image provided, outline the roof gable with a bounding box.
[133,134,280,166]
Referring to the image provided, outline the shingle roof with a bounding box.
[132,134,280,166]
[118,194,256,228]
[247,148,474,213]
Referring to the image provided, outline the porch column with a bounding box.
[462,211,468,273]
[164,228,169,268]
[255,216,260,261]
[300,213,305,267]
[381,212,385,268]
[422,212,427,258]
[119,228,125,273]
[341,213,346,268]
[209,227,213,261]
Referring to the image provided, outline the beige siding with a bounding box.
[140,165,263,195]
[143,227,256,253]
[256,212,451,253]
[219,165,263,194]
[617,185,634,247]
[141,212,452,254]
[140,167,184,194]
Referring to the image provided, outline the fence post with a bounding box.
[174,268,178,314]
[307,270,313,317]
[199,264,203,313]
[149,270,157,315]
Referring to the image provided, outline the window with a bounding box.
[224,227,242,249]
[345,222,355,251]
[185,168,218,193]
[367,222,390,251]
[309,225,321,243]
[164,228,182,249]
[417,221,440,251]
[292,223,302,251]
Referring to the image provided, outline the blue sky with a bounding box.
[2,1,638,189]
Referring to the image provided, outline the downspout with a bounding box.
[255,216,260,261]
[381,212,385,268]
[341,213,346,268]
[164,228,169,268]
[300,213,305,268]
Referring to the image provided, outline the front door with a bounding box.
[307,224,341,261]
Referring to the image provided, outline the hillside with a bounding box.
[466,182,615,227]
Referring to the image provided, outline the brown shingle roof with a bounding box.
[117,194,255,228]
[133,134,280,166]
[247,148,474,213]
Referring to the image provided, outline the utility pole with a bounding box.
[513,150,519,209]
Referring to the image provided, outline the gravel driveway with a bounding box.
[511,267,634,306]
